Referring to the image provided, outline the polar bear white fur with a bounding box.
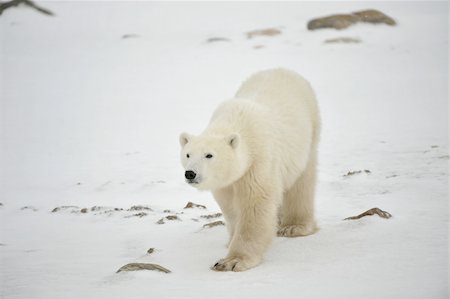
[179,68,320,272]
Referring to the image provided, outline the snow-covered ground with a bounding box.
[0,1,448,298]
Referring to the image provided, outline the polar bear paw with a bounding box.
[212,256,258,272]
[277,223,318,237]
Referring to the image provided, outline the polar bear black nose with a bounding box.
[185,170,196,180]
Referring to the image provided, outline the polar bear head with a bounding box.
[179,132,249,190]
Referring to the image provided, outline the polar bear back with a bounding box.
[235,68,318,125]
[207,68,320,191]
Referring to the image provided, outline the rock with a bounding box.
[344,207,392,220]
[51,206,79,213]
[147,248,155,254]
[324,37,361,44]
[200,213,223,219]
[308,9,396,30]
[308,14,359,30]
[203,221,225,228]
[157,215,180,224]
[116,263,171,274]
[122,34,140,39]
[21,206,37,211]
[343,169,371,177]
[125,212,148,218]
[80,208,88,213]
[352,9,396,25]
[184,202,206,209]
[246,28,281,39]
[253,45,265,49]
[128,205,153,211]
[206,37,231,43]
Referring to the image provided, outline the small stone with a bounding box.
[126,212,148,218]
[128,205,153,211]
[165,215,180,221]
[80,208,88,213]
[324,37,361,44]
[344,207,392,220]
[122,34,140,39]
[147,248,155,254]
[116,263,171,273]
[206,37,231,43]
[308,9,396,31]
[184,202,206,209]
[203,221,225,228]
[246,28,281,39]
[156,218,165,224]
[352,9,396,25]
[253,45,265,49]
[308,14,359,30]
[343,170,371,177]
[200,213,223,219]
[51,206,79,213]
[21,206,37,211]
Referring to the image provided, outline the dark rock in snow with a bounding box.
[246,28,281,39]
[184,202,206,209]
[344,207,392,220]
[324,37,361,44]
[203,221,225,228]
[116,263,171,274]
[308,9,396,30]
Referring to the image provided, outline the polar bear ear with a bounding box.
[179,132,192,147]
[226,133,240,149]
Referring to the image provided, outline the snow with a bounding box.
[0,1,448,299]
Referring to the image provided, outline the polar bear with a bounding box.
[179,68,320,272]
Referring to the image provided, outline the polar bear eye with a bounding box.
[186,154,190,158]
[205,154,213,159]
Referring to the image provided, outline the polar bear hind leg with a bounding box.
[278,149,318,237]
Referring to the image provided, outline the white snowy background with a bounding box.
[0,1,448,298]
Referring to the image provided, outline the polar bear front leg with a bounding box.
[212,190,278,272]
[213,187,237,245]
